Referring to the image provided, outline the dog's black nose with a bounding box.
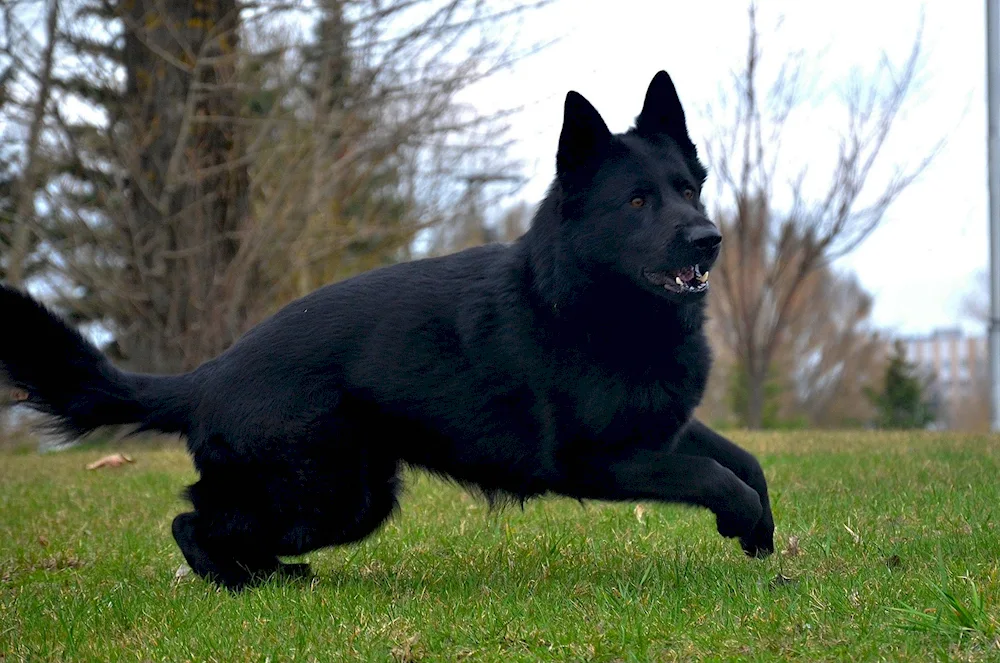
[684,223,722,252]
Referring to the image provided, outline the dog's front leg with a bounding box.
[674,420,775,557]
[555,448,763,547]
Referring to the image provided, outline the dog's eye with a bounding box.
[683,188,696,201]
[630,196,646,208]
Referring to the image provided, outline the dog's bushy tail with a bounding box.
[1,284,194,440]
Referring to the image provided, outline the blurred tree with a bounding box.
[273,0,411,298]
[704,3,935,428]
[776,266,883,428]
[0,73,20,279]
[246,1,540,305]
[710,245,882,429]
[728,359,785,429]
[961,271,988,326]
[0,0,61,441]
[864,341,935,429]
[426,182,528,256]
[952,274,991,430]
[38,0,250,371]
[0,0,57,285]
[18,0,545,373]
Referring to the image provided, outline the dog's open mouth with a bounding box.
[643,264,709,294]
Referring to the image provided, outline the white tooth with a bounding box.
[675,276,683,285]
[697,271,710,283]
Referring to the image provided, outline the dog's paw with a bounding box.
[714,483,763,541]
[740,495,775,558]
[739,519,775,558]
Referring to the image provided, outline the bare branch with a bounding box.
[704,3,932,428]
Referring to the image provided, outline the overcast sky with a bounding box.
[461,0,986,337]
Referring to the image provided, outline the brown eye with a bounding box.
[630,196,645,208]
[683,188,695,201]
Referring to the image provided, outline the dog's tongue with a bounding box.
[675,266,695,281]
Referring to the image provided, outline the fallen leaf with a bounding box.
[173,565,192,583]
[769,573,797,589]
[85,453,134,470]
[782,535,800,557]
[634,504,647,524]
[391,634,422,663]
[40,556,83,571]
[37,535,49,547]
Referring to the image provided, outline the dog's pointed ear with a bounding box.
[557,91,611,175]
[635,71,695,152]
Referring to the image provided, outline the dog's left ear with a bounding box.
[635,71,696,153]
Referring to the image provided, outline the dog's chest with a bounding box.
[555,361,702,445]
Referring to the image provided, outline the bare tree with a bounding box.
[707,236,883,429]
[243,0,542,304]
[704,3,935,428]
[778,268,883,427]
[33,0,253,371]
[26,0,546,373]
[0,0,58,285]
[425,181,528,256]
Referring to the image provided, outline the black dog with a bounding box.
[1,71,775,590]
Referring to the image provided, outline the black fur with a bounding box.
[1,71,775,590]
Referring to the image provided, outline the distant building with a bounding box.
[894,329,988,428]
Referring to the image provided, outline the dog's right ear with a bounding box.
[635,70,696,155]
[557,91,611,176]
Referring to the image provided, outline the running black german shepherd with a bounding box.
[1,71,775,590]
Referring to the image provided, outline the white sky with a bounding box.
[462,0,987,337]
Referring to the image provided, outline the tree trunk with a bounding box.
[117,0,249,372]
[7,0,59,287]
[744,370,766,430]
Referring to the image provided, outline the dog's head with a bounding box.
[554,71,719,301]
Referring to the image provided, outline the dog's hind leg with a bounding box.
[173,462,318,591]
[171,510,297,590]
[174,410,402,590]
[674,420,775,557]
[273,452,402,556]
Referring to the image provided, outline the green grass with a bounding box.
[2,432,1000,662]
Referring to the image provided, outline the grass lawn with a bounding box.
[1,432,999,662]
